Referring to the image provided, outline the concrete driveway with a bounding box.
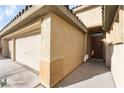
[0,57,42,88]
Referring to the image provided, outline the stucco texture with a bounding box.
[111,44,124,87]
[105,6,124,87]
[50,13,86,87]
[75,6,102,28]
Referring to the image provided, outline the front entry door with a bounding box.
[91,36,103,59]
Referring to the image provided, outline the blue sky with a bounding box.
[0,5,25,30]
[0,5,77,31]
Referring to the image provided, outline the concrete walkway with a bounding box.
[0,57,115,88]
[0,57,41,88]
[55,59,115,88]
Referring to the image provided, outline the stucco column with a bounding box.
[2,38,9,57]
[12,38,15,61]
[119,6,124,42]
[105,31,111,66]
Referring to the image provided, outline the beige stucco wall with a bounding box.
[106,32,124,88]
[50,13,86,87]
[2,38,9,57]
[105,32,112,66]
[39,13,87,87]
[111,6,124,88]
[105,6,124,87]
[39,14,51,87]
[111,44,124,87]
[75,6,102,28]
[8,39,12,58]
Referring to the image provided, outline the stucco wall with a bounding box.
[106,33,124,87]
[2,39,9,57]
[105,32,112,66]
[105,6,124,87]
[75,6,102,28]
[50,13,86,87]
[111,44,124,87]
[8,39,12,58]
[39,14,51,87]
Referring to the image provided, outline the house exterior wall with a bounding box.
[74,6,102,28]
[105,31,112,66]
[105,6,124,87]
[2,38,9,57]
[74,6,104,61]
[50,13,86,87]
[39,13,87,87]
[1,20,42,71]
[1,11,87,87]
[111,44,124,87]
[39,14,51,87]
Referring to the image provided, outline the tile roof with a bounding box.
[71,5,81,10]
[64,5,86,28]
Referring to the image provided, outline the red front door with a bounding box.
[91,36,103,59]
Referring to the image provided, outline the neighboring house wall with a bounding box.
[74,6,102,28]
[105,6,124,87]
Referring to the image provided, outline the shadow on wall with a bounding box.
[55,59,110,87]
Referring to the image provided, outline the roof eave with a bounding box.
[73,5,101,14]
[102,5,118,31]
[0,5,87,37]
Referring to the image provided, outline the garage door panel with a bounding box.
[16,33,41,71]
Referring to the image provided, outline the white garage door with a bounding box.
[15,33,41,71]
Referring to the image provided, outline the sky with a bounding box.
[0,5,25,31]
[0,5,77,31]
